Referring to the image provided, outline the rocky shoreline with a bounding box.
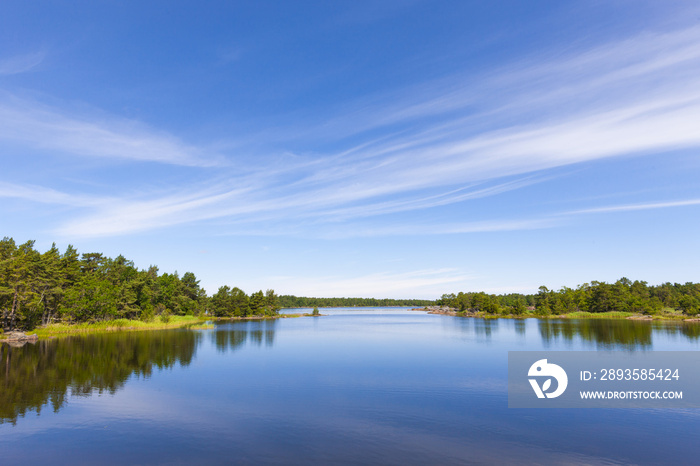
[412,306,700,322]
[412,306,461,316]
[1,331,39,347]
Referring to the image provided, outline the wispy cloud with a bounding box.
[50,173,555,238]
[315,22,700,140]
[312,27,700,189]
[314,176,548,222]
[327,196,700,239]
[566,198,700,215]
[0,51,45,75]
[0,181,104,207]
[0,93,224,167]
[54,186,253,237]
[270,268,473,299]
[317,218,559,240]
[8,23,700,238]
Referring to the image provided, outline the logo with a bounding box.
[528,359,568,398]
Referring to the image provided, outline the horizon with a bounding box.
[2,1,700,299]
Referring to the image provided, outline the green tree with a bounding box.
[265,289,280,315]
[679,295,700,316]
[512,299,527,316]
[249,290,266,315]
[230,287,250,317]
[535,286,552,316]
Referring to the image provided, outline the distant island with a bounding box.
[277,295,433,308]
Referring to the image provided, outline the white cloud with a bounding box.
[0,51,45,75]
[0,93,223,167]
[54,186,253,237]
[269,269,474,299]
[307,24,700,142]
[0,181,104,206]
[8,23,700,238]
[319,218,559,240]
[566,198,700,215]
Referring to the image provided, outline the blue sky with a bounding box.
[1,1,700,299]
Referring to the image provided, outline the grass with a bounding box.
[33,315,212,338]
[29,312,321,339]
[18,308,696,340]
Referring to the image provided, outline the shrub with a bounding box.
[158,306,172,323]
[140,305,155,322]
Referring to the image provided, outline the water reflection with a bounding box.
[0,330,199,425]
[447,317,501,342]
[513,319,526,336]
[442,315,700,350]
[538,319,655,349]
[473,318,498,339]
[211,319,278,354]
[537,319,700,350]
[655,321,700,340]
[2,314,699,430]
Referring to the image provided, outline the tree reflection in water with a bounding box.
[538,319,700,350]
[211,319,278,354]
[1,330,200,425]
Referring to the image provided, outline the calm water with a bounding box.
[2,308,700,465]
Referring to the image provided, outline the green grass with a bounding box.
[19,309,699,341]
[34,315,209,338]
[31,313,320,338]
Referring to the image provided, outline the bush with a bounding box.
[157,305,172,323]
[140,305,155,322]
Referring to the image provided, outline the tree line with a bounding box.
[437,278,700,316]
[5,236,698,331]
[0,237,280,331]
[277,295,434,309]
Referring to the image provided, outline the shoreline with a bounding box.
[1,313,322,341]
[413,306,700,322]
[6,306,698,343]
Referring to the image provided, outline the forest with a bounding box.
[0,237,281,331]
[277,295,434,308]
[438,278,700,316]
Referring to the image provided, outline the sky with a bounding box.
[1,1,700,299]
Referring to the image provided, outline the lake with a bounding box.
[2,308,700,465]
